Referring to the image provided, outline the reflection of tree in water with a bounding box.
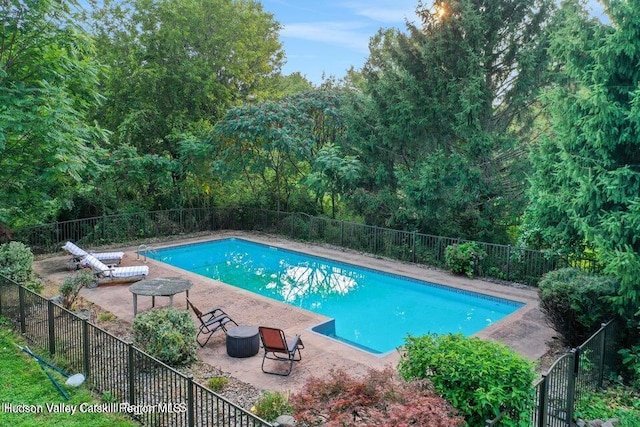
[272,260,363,303]
[220,251,364,304]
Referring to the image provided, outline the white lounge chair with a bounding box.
[81,254,148,288]
[62,241,124,270]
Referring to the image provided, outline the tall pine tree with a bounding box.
[524,0,640,314]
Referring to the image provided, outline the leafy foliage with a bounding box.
[206,376,229,392]
[291,367,464,426]
[522,0,640,324]
[251,391,293,422]
[59,271,95,309]
[619,346,640,391]
[215,89,351,212]
[0,0,107,226]
[574,386,640,427]
[538,268,619,347]
[398,334,535,427]
[133,307,197,366]
[348,0,555,242]
[444,242,486,278]
[0,241,42,291]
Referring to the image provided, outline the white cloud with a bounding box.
[281,21,372,53]
[341,1,420,25]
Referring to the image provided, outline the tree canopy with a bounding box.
[523,0,640,313]
[345,0,554,242]
[0,0,107,226]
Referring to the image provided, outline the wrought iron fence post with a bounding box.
[537,375,548,427]
[412,231,417,263]
[18,285,26,334]
[209,207,215,231]
[82,319,90,379]
[48,300,56,355]
[598,322,607,389]
[568,348,579,424]
[506,244,511,281]
[187,374,195,427]
[290,214,294,237]
[128,343,136,405]
[340,220,344,247]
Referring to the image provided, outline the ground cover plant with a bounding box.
[290,367,464,426]
[251,391,293,422]
[398,333,535,427]
[0,321,138,427]
[575,386,640,427]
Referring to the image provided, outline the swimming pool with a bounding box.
[149,238,523,354]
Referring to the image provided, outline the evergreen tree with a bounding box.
[524,0,640,313]
[349,0,554,242]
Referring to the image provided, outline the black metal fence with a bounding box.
[486,320,618,427]
[0,274,271,427]
[13,207,601,286]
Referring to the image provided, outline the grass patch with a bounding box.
[0,322,139,427]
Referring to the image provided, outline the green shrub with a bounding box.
[0,241,43,292]
[133,307,197,366]
[444,242,486,278]
[291,367,464,426]
[252,391,293,422]
[398,334,535,427]
[207,376,229,392]
[538,268,619,347]
[575,386,640,427]
[59,271,94,309]
[620,345,640,390]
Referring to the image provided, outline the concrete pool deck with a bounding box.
[34,232,555,394]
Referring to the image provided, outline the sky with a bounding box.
[260,0,421,85]
[260,0,608,86]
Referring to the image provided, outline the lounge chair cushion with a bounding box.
[63,242,87,257]
[82,255,148,278]
[63,242,124,262]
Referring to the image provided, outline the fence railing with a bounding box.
[0,274,271,427]
[486,320,617,427]
[13,207,601,286]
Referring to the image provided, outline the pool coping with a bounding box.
[36,231,555,394]
[150,236,528,358]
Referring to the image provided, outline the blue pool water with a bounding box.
[149,238,523,354]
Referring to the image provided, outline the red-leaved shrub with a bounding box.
[290,367,464,426]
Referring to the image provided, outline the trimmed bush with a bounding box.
[398,334,535,427]
[59,271,94,309]
[291,367,464,426]
[538,268,619,347]
[133,307,197,366]
[444,242,486,278]
[0,241,43,292]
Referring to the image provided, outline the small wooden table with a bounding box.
[129,277,192,316]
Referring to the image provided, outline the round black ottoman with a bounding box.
[226,326,260,358]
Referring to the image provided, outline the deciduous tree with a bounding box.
[0,0,106,226]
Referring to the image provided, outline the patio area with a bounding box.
[33,231,555,394]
